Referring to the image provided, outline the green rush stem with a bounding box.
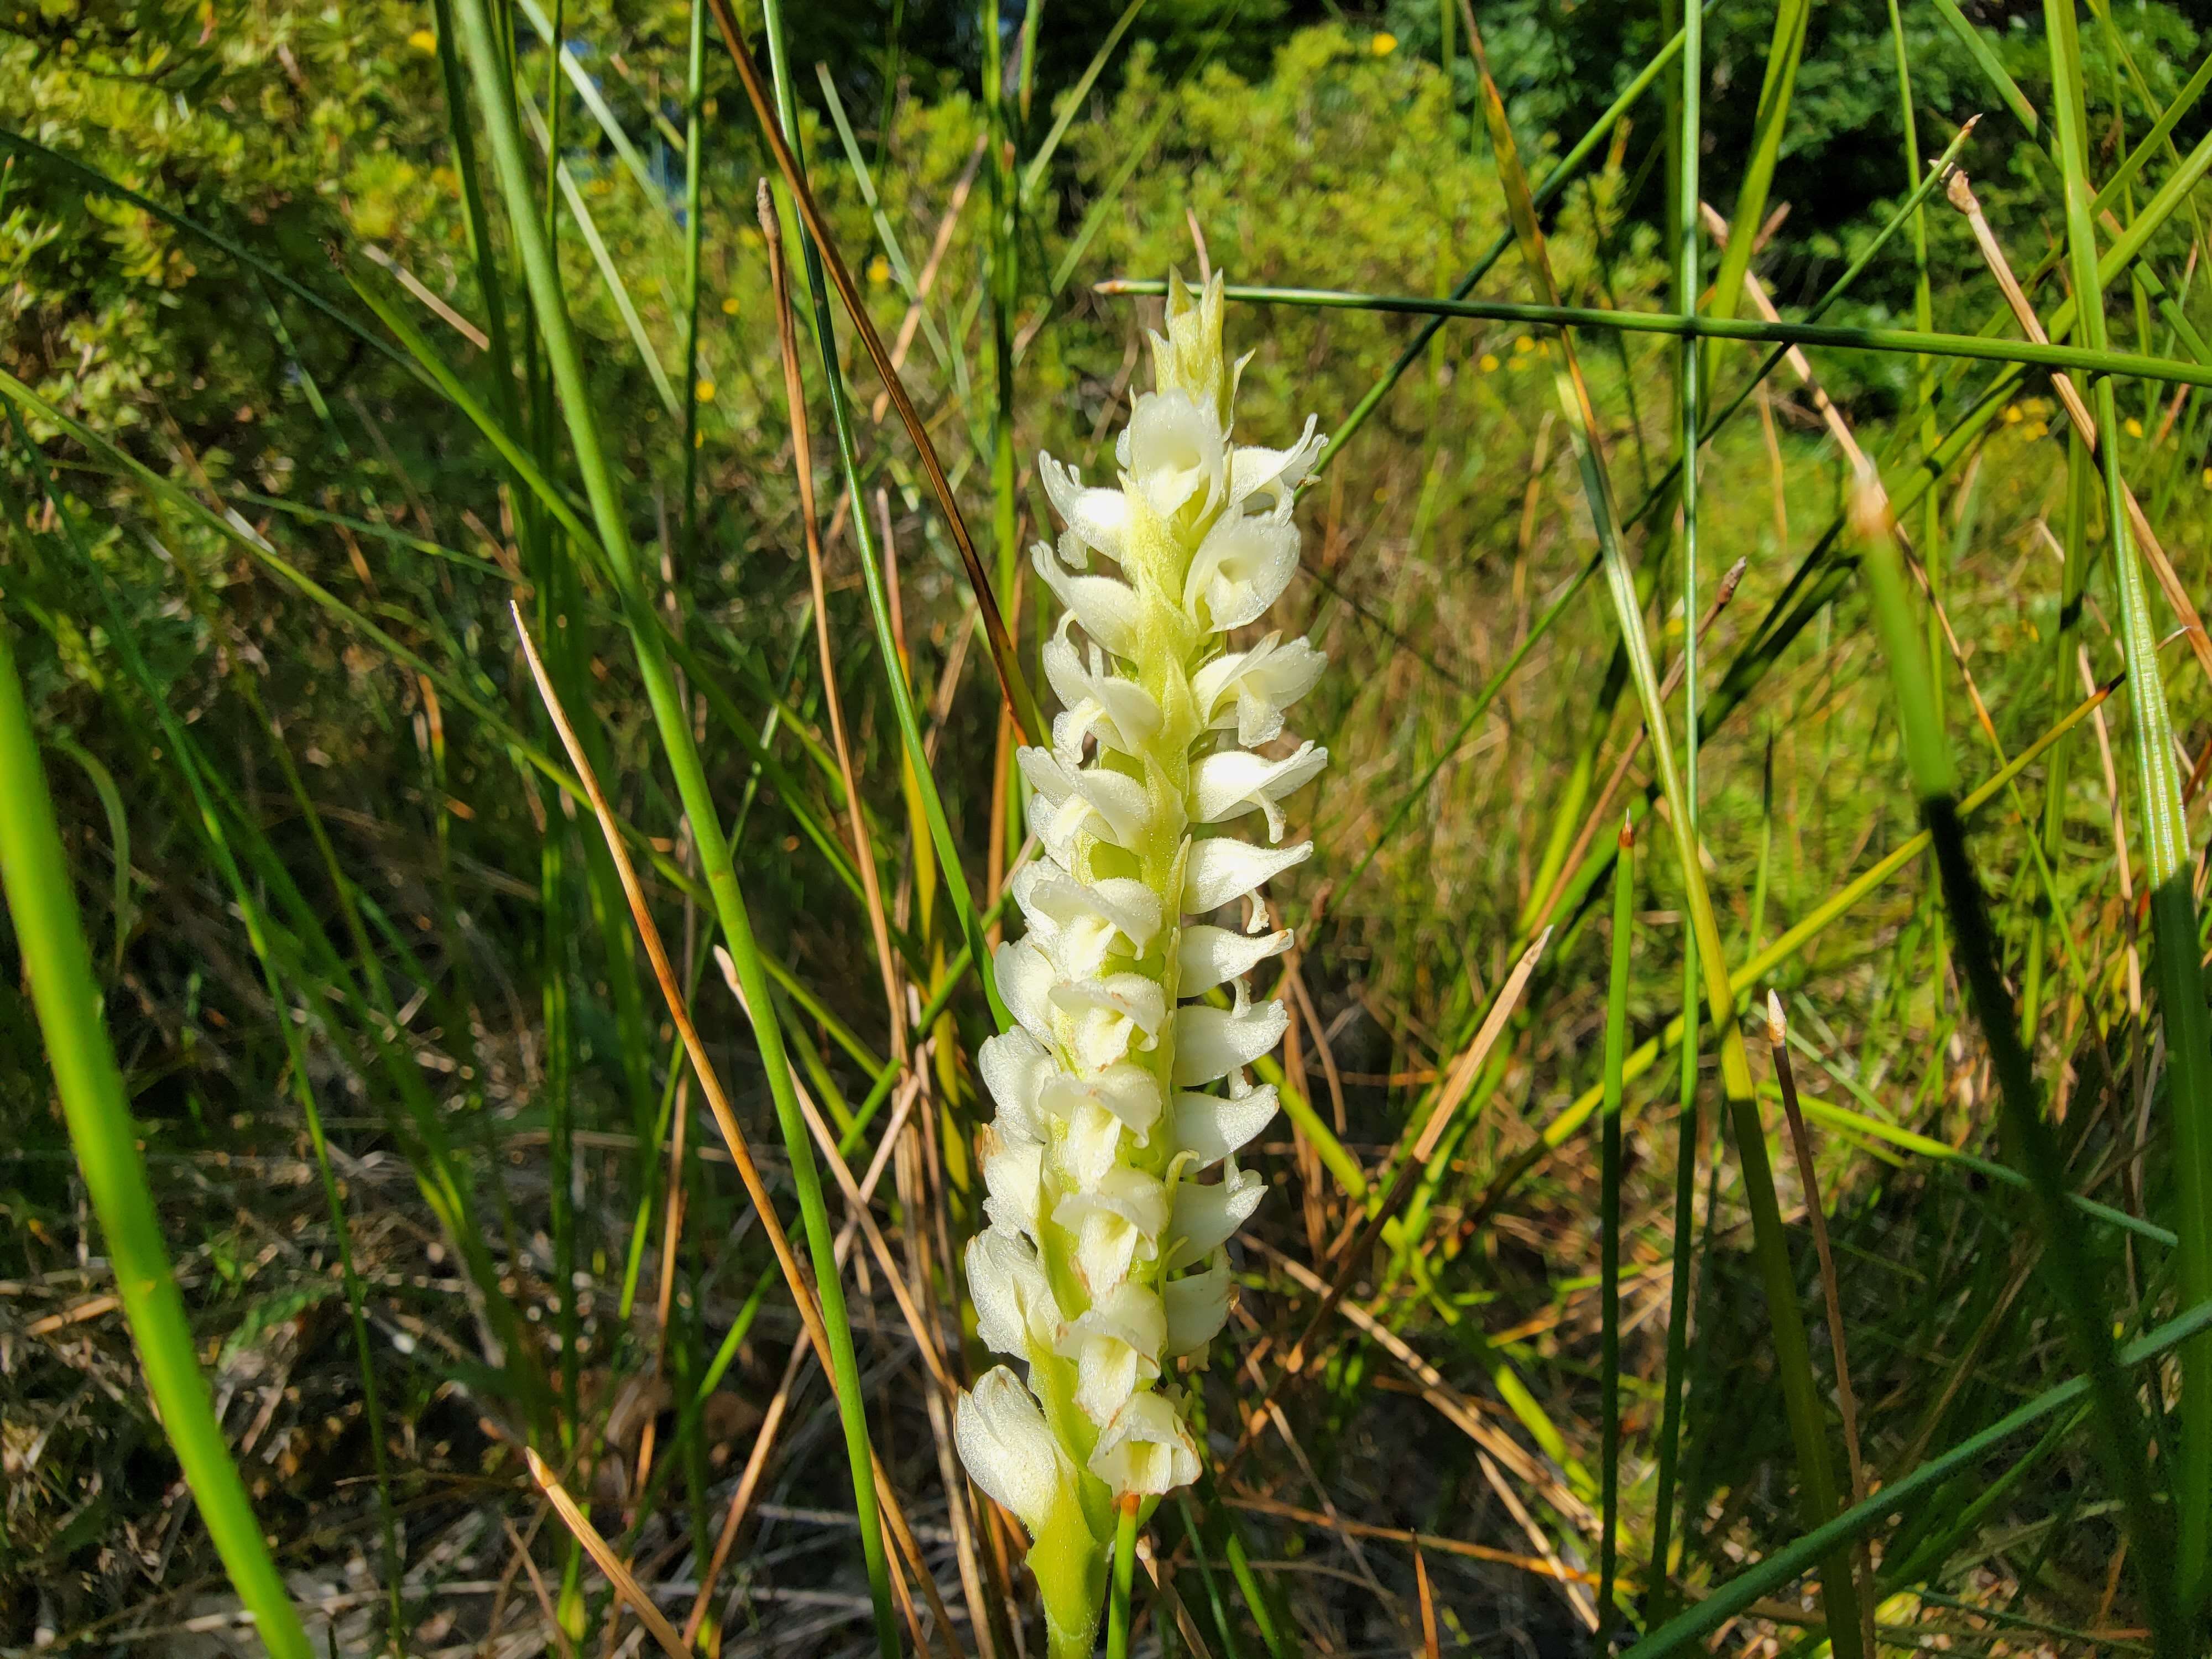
[444,4,900,1655]
[1858,478,2181,1655]
[1107,1500,1140,1659]
[1098,281,2212,390]
[1650,1,1703,1620]
[1598,818,1634,1632]
[679,0,708,566]
[2026,430,2094,1047]
[1621,1298,2212,1658]
[1317,0,1717,471]
[754,0,1009,1031]
[1467,18,1860,1640]
[0,615,314,1659]
[2047,0,2212,1611]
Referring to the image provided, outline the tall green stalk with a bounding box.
[442,4,901,1653]
[1466,27,1864,1650]
[1598,816,1635,1630]
[2046,0,2212,1610]
[0,618,314,1659]
[1858,469,2181,1652]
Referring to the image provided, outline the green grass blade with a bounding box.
[1020,0,1150,201]
[1598,816,1634,1631]
[1929,0,2041,134]
[444,5,903,1652]
[1856,454,2181,1651]
[1095,280,2212,388]
[1465,26,1864,1648]
[1705,0,1811,332]
[0,602,314,1659]
[2046,0,2212,1608]
[1621,1298,2212,1657]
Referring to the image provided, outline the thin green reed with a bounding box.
[442,4,901,1654]
[1621,1299,2212,1659]
[679,0,709,567]
[4,415,411,1647]
[2047,0,2212,1611]
[1856,463,2182,1654]
[0,606,314,1659]
[1650,0,1704,1615]
[1598,816,1635,1631]
[1465,24,1865,1648]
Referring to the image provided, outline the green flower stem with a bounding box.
[1106,1499,1140,1659]
[442,4,900,1655]
[0,619,313,1659]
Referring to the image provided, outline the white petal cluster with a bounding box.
[957,273,1326,1522]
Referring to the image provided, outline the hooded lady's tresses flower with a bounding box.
[953,272,1326,1657]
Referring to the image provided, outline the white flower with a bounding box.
[1163,1254,1236,1355]
[1193,633,1328,747]
[959,269,1325,1548]
[1088,1391,1201,1495]
[1167,1156,1266,1269]
[1055,1280,1167,1424]
[969,1228,1063,1361]
[957,1367,1077,1538]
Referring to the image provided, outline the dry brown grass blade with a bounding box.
[1948,168,2212,686]
[510,603,834,1371]
[872,133,988,425]
[714,948,958,1395]
[758,179,905,1062]
[1415,1550,1441,1659]
[1219,930,1552,1476]
[524,1448,691,1659]
[1248,1239,1594,1530]
[1225,1494,1616,1589]
[705,0,1042,745]
[679,1071,928,1646]
[510,606,956,1644]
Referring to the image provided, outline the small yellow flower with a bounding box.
[2201,466,2212,489]
[1370,30,1397,55]
[1514,334,1535,354]
[2003,403,2023,424]
[2024,421,2047,441]
[2124,416,2144,439]
[721,295,740,316]
[1478,352,1500,373]
[695,379,717,404]
[408,27,437,51]
[867,254,891,286]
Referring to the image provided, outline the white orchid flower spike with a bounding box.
[954,270,1327,1658]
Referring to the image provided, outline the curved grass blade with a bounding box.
[1854,458,2180,1653]
[1465,21,1864,1650]
[0,599,314,1659]
[1620,1297,2212,1657]
[703,0,1044,745]
[2044,0,2212,1609]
